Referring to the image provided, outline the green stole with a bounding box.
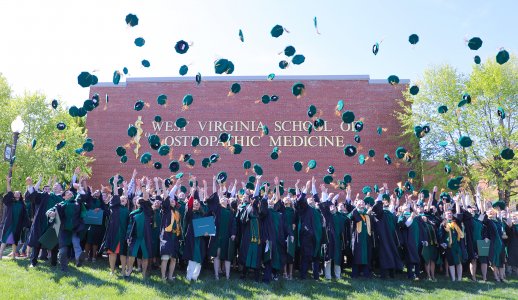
[246,216,259,268]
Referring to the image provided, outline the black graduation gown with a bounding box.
[456,209,477,261]
[101,195,129,254]
[318,200,336,262]
[372,201,403,270]
[206,193,237,260]
[52,198,85,248]
[83,192,107,245]
[350,208,374,265]
[182,195,208,263]
[238,196,263,268]
[159,197,182,258]
[397,213,426,264]
[294,193,316,259]
[0,192,28,244]
[27,191,62,248]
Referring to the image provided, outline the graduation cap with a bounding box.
[56,140,66,151]
[231,144,242,154]
[323,175,333,184]
[122,67,129,75]
[246,182,255,190]
[56,122,66,130]
[116,146,126,157]
[267,73,275,81]
[307,105,317,118]
[344,145,357,157]
[214,58,234,74]
[362,186,372,194]
[336,99,344,112]
[458,136,473,148]
[500,148,515,160]
[492,200,506,210]
[384,154,392,164]
[313,118,325,129]
[377,126,383,136]
[262,125,269,136]
[497,107,505,119]
[154,115,162,122]
[175,40,189,54]
[229,83,241,96]
[134,37,145,47]
[467,37,483,50]
[253,163,263,175]
[176,173,184,179]
[341,111,355,124]
[148,134,161,150]
[127,125,137,137]
[368,149,376,158]
[395,147,407,159]
[496,49,509,65]
[408,34,419,45]
[179,65,188,76]
[270,25,285,38]
[169,160,180,172]
[31,139,37,149]
[140,152,152,164]
[125,13,139,27]
[175,118,187,128]
[83,139,95,152]
[239,29,244,42]
[83,99,95,112]
[77,71,97,88]
[438,105,448,114]
[414,125,424,138]
[243,160,251,170]
[354,134,361,143]
[409,85,419,95]
[438,141,448,147]
[120,155,128,163]
[408,170,416,179]
[343,174,352,184]
[182,94,194,109]
[364,197,375,206]
[153,162,162,170]
[270,95,279,102]
[307,123,313,135]
[134,100,145,111]
[219,132,232,143]
[292,54,305,65]
[358,154,366,165]
[141,60,151,68]
[372,42,379,55]
[261,95,271,104]
[447,176,463,191]
[420,189,430,199]
[293,161,303,172]
[444,164,452,174]
[51,99,59,109]
[292,82,305,98]
[354,121,364,132]
[217,172,227,184]
[248,175,256,183]
[202,158,211,168]
[279,60,289,69]
[270,147,280,160]
[474,56,481,64]
[307,160,317,170]
[284,45,296,56]
[210,153,220,163]
[327,166,335,175]
[404,180,414,192]
[191,137,200,147]
[196,73,202,85]
[387,75,399,85]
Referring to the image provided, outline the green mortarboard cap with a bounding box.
[368,149,376,158]
[387,75,399,85]
[497,107,505,119]
[354,134,361,143]
[422,124,430,134]
[474,56,481,64]
[439,141,448,147]
[458,136,473,147]
[123,67,128,75]
[261,94,271,104]
[408,170,416,178]
[120,155,128,163]
[404,181,414,192]
[270,151,279,160]
[154,115,162,122]
[248,175,256,183]
[134,100,145,111]
[408,34,419,45]
[384,154,392,164]
[134,37,145,47]
[180,185,187,193]
[500,148,515,160]
[354,121,364,132]
[219,132,231,143]
[56,122,66,130]
[279,60,289,69]
[307,123,313,135]
[343,174,352,184]
[181,154,192,162]
[83,99,94,112]
[307,160,317,169]
[421,189,430,199]
[217,172,227,183]
[284,46,296,57]
[175,40,189,54]
[409,85,419,95]
[372,42,379,55]
[51,99,58,109]
[289,188,296,195]
[125,13,139,27]
[377,126,383,136]
[141,60,150,68]
[116,146,126,157]
[202,158,211,168]
[231,143,242,154]
[179,65,188,76]
[182,94,193,107]
[191,137,200,147]
[270,95,279,102]
[239,29,244,42]
[140,152,152,164]
[414,125,424,138]
[109,176,124,186]
[313,118,325,129]
[157,94,167,105]
[364,197,374,206]
[292,54,305,65]
[243,160,251,169]
[77,71,97,88]
[362,186,372,194]
[246,182,255,190]
[253,163,263,175]
[323,175,333,184]
[444,164,452,174]
[492,200,506,210]
[358,154,366,165]
[327,166,335,174]
[344,145,357,157]
[187,159,195,168]
[267,73,275,80]
[153,162,162,170]
[468,37,482,50]
[214,58,234,74]
[148,134,161,150]
[381,194,390,201]
[395,147,407,159]
[336,100,344,111]
[164,178,172,187]
[31,139,37,149]
[175,117,187,128]
[447,176,463,191]
[230,83,241,95]
[262,125,269,135]
[56,140,66,151]
[210,153,219,163]
[127,125,137,137]
[292,82,305,98]
[293,161,303,172]
[196,72,202,85]
[307,105,317,118]
[270,25,284,38]
[168,160,180,172]
[82,141,94,152]
[341,110,355,124]
[438,105,448,114]
[496,49,509,65]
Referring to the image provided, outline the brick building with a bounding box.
[86,75,411,192]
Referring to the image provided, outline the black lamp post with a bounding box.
[8,116,25,179]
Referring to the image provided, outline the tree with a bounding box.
[0,73,93,193]
[397,57,518,203]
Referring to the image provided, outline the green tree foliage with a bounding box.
[0,74,93,193]
[397,57,518,203]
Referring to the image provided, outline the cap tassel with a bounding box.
[335,110,341,117]
[305,167,310,173]
[283,27,290,33]
[228,91,235,97]
[182,105,190,111]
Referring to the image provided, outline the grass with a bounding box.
[1,256,517,300]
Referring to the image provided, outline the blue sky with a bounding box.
[0,0,516,106]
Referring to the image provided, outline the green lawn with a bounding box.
[1,257,517,300]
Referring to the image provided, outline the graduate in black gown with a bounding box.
[349,193,375,278]
[159,178,183,281]
[0,176,29,259]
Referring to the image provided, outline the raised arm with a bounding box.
[274,177,280,203]
[295,179,300,195]
[230,179,237,198]
[253,175,262,197]
[6,176,12,192]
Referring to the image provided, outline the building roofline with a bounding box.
[93,75,410,87]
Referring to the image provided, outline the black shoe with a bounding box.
[76,252,86,267]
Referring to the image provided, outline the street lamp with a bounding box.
[8,116,24,179]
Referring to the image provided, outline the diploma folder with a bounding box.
[84,209,103,225]
[193,216,216,237]
[477,240,490,257]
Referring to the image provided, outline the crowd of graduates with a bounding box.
[1,167,518,284]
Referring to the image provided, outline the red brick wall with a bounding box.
[86,76,411,193]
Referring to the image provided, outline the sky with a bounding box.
[0,0,516,106]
